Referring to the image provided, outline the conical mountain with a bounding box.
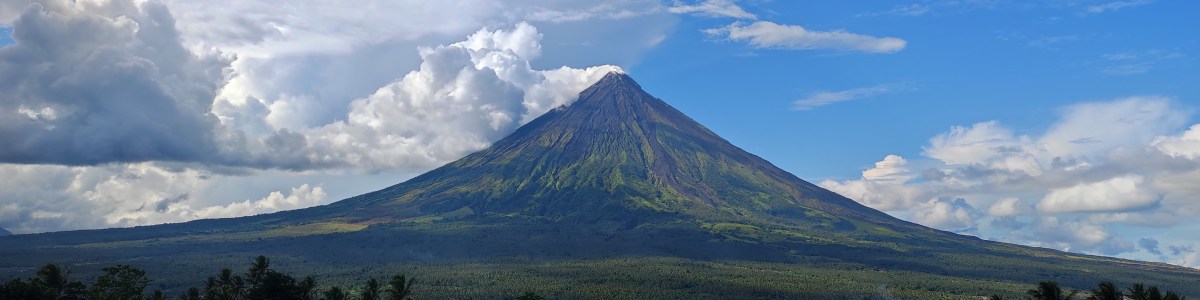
[296,72,947,246]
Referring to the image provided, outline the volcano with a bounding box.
[259,72,975,261]
[307,72,922,234]
[2,72,1198,298]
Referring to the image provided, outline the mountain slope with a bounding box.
[1,72,1198,298]
[296,74,938,240]
[315,73,907,228]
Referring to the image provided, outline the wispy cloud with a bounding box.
[885,4,932,16]
[792,84,905,110]
[689,2,905,54]
[1102,63,1153,76]
[861,1,1151,18]
[523,4,653,23]
[857,1,1004,18]
[1027,35,1079,50]
[858,4,931,17]
[1100,49,1185,76]
[1085,0,1153,14]
[668,0,756,19]
[705,21,907,53]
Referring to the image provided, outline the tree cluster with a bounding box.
[0,256,414,300]
[0,264,151,300]
[989,280,1188,300]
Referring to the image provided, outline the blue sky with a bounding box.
[1,0,1199,267]
[631,1,1198,180]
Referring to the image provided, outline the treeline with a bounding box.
[995,280,1187,300]
[1,256,1193,300]
[0,256,431,300]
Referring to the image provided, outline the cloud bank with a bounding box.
[0,0,229,165]
[821,96,1200,265]
[0,0,623,172]
[0,0,641,233]
[0,162,325,233]
[291,22,622,172]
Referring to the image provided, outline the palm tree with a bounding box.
[150,289,167,300]
[322,286,348,300]
[1028,281,1078,300]
[385,274,415,300]
[87,265,150,300]
[298,276,317,300]
[1129,283,1149,300]
[180,287,202,300]
[1088,281,1121,300]
[247,256,271,285]
[33,264,67,290]
[33,263,82,298]
[1162,291,1186,300]
[204,268,245,300]
[360,278,381,300]
[1147,286,1163,300]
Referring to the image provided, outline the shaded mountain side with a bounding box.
[0,228,9,236]
[0,72,1198,297]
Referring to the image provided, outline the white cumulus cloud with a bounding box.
[1037,175,1160,213]
[924,121,1029,166]
[290,22,623,172]
[0,162,332,233]
[1038,97,1187,159]
[824,96,1200,260]
[821,154,930,211]
[0,0,629,173]
[1153,124,1200,160]
[1026,216,1134,255]
[0,0,654,234]
[193,184,326,219]
[0,0,230,165]
[911,198,979,231]
[862,155,913,182]
[987,197,1027,217]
